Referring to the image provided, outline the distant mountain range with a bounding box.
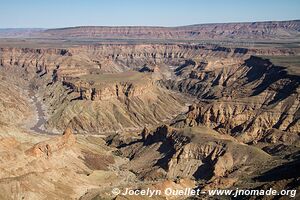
[0,28,44,38]
[1,20,299,40]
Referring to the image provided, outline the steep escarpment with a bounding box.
[0,68,34,133]
[0,44,298,137]
[163,56,300,143]
[0,44,295,75]
[42,70,190,133]
[61,72,154,101]
[111,125,272,189]
[0,44,298,136]
[0,44,273,133]
[104,124,299,198]
[8,20,299,41]
[0,44,294,89]
[0,44,295,85]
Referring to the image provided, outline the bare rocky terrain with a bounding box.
[0,20,299,200]
[1,20,300,41]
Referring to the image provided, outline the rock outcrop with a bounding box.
[118,125,271,184]
[166,56,300,143]
[62,72,155,101]
[25,127,76,157]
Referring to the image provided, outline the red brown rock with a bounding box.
[25,127,76,157]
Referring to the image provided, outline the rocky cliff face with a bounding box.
[114,125,272,188]
[62,74,154,101]
[0,67,34,132]
[0,44,298,136]
[163,56,300,143]
[43,80,189,133]
[0,44,294,78]
[0,42,298,133]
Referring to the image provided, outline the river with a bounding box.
[29,91,56,135]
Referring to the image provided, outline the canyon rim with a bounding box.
[0,1,300,200]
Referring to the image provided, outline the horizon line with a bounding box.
[0,19,299,30]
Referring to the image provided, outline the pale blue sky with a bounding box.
[1,0,300,28]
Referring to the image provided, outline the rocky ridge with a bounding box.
[162,56,300,143]
[1,20,299,40]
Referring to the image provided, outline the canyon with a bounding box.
[0,20,299,200]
